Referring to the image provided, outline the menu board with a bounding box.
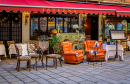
[110,30,126,40]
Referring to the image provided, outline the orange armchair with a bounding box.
[84,40,106,61]
[61,41,84,64]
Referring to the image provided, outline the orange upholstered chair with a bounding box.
[61,41,84,64]
[84,40,106,61]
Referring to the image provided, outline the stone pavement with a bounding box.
[0,52,130,84]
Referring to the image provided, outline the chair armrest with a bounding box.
[97,49,106,53]
[64,51,77,55]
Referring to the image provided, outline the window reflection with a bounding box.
[56,17,63,33]
[31,17,38,40]
[64,17,70,33]
[48,17,55,35]
[40,17,47,35]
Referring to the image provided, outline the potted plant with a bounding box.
[49,35,62,53]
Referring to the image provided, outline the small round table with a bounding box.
[33,48,47,70]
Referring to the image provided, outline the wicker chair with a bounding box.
[15,44,31,72]
[0,41,3,44]
[27,42,41,70]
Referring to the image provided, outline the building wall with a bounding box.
[22,12,30,43]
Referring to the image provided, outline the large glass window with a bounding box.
[31,17,38,40]
[64,17,70,33]
[56,17,63,33]
[48,17,55,35]
[30,14,78,40]
[71,17,78,32]
[40,17,47,35]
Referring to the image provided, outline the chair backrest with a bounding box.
[29,40,38,48]
[0,41,3,44]
[53,42,61,54]
[7,41,15,46]
[15,44,20,58]
[84,40,102,50]
[61,41,73,53]
[27,43,36,53]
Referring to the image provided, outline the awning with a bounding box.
[0,0,115,15]
[0,0,130,16]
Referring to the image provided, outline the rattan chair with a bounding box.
[15,44,31,72]
[0,41,3,44]
[27,42,41,70]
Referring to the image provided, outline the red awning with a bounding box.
[0,0,130,16]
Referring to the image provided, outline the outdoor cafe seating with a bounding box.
[84,40,106,62]
[61,41,84,64]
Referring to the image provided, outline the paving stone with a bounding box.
[3,75,16,79]
[26,81,39,84]
[27,74,40,79]
[68,76,85,82]
[79,80,95,84]
[10,81,24,84]
[16,74,28,79]
[0,78,7,83]
[38,74,52,79]
[35,78,51,84]
[58,72,73,77]
[21,78,34,83]
[48,78,62,84]
[0,82,9,84]
[6,78,20,83]
[49,74,62,78]
[63,80,78,84]
[56,77,69,81]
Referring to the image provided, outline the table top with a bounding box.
[33,49,47,51]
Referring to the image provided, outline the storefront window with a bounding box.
[48,17,55,35]
[40,17,47,35]
[117,23,121,30]
[71,17,78,32]
[64,17,70,33]
[56,17,63,33]
[31,17,38,40]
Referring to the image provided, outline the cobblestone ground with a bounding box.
[0,52,130,84]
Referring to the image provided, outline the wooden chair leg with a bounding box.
[10,54,11,58]
[29,60,31,71]
[16,60,18,70]
[53,58,55,65]
[46,57,48,70]
[18,60,20,72]
[55,58,57,69]
[27,61,29,69]
[59,58,62,67]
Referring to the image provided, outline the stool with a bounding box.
[46,54,62,70]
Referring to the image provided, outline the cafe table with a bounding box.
[33,48,47,71]
[0,44,7,60]
[9,43,28,58]
[102,43,124,61]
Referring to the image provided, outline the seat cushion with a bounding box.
[46,54,61,58]
[29,53,39,57]
[18,56,31,61]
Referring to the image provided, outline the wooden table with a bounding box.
[33,49,47,71]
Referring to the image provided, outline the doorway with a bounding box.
[87,15,98,40]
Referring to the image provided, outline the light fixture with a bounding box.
[25,11,29,25]
[103,15,106,20]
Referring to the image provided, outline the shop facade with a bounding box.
[0,0,130,43]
